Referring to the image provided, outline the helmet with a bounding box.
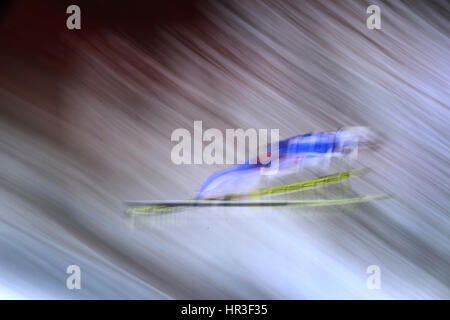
[335,126,379,152]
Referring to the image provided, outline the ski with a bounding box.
[124,168,376,215]
[125,194,391,215]
[239,167,370,199]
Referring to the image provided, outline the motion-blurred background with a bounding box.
[0,0,449,299]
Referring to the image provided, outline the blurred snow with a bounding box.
[0,0,449,299]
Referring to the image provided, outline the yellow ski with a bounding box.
[125,168,374,215]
